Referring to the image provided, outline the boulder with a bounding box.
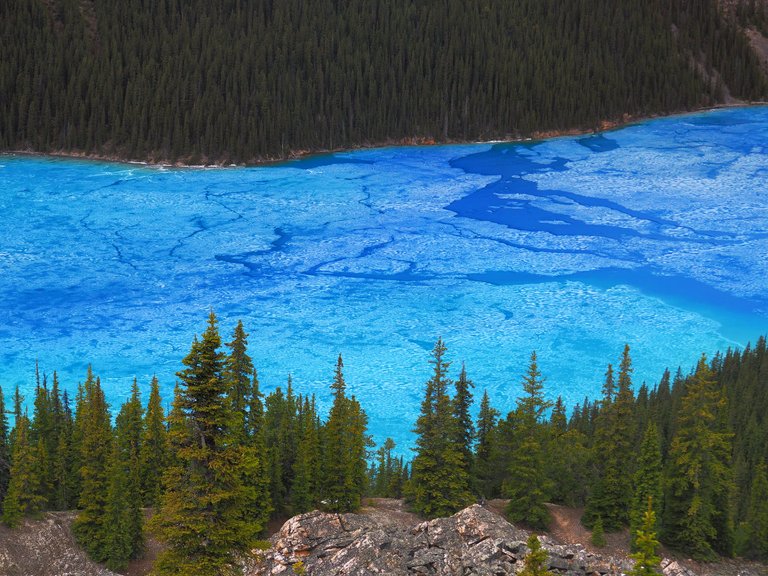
[245,504,679,576]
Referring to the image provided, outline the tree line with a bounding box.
[404,338,768,565]
[0,315,767,574]
[0,313,373,574]
[1,0,766,164]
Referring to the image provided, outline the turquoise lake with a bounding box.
[2,107,767,450]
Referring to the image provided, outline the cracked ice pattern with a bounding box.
[1,107,767,450]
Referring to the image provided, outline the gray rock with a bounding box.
[245,504,695,576]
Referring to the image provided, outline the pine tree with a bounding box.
[584,345,635,531]
[630,499,662,576]
[409,338,473,518]
[453,363,475,479]
[292,397,320,513]
[53,389,76,511]
[630,423,663,549]
[321,355,369,512]
[591,516,606,547]
[103,381,144,570]
[0,385,9,510]
[246,370,272,529]
[519,534,554,576]
[224,320,253,439]
[48,373,70,510]
[9,386,23,449]
[504,351,552,529]
[73,371,113,561]
[102,439,134,571]
[30,377,54,507]
[2,414,44,527]
[474,389,500,498]
[663,355,733,560]
[746,463,768,560]
[140,376,168,508]
[150,312,263,575]
[264,386,289,515]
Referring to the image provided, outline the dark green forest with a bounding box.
[1,0,767,164]
[1,313,767,574]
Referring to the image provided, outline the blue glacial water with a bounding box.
[2,106,768,451]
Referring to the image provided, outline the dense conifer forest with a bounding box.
[2,0,768,164]
[0,313,767,573]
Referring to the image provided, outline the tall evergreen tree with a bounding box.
[409,339,473,518]
[453,363,475,479]
[150,312,263,575]
[745,462,768,560]
[474,389,501,498]
[30,377,54,507]
[504,351,553,529]
[140,376,168,509]
[663,356,734,560]
[246,370,272,529]
[292,397,321,513]
[103,383,144,571]
[630,499,662,576]
[224,320,253,439]
[73,371,113,561]
[0,385,9,511]
[2,414,43,527]
[321,355,369,512]
[630,422,663,549]
[584,345,635,531]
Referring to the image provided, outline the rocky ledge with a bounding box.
[246,504,697,576]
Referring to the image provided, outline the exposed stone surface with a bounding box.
[0,512,118,576]
[245,504,664,576]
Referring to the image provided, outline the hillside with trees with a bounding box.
[0,313,767,573]
[1,0,767,164]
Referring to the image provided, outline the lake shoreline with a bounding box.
[4,102,767,169]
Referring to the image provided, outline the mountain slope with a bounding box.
[1,0,767,164]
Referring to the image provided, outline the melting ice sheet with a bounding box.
[2,107,768,450]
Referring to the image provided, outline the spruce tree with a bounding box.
[453,363,475,479]
[140,376,168,509]
[224,320,253,438]
[584,345,635,531]
[746,463,768,560]
[519,534,554,576]
[48,373,70,510]
[630,422,663,549]
[150,312,263,575]
[2,414,43,527]
[0,385,9,510]
[264,386,289,515]
[663,355,733,560]
[31,378,54,507]
[321,355,369,512]
[591,516,606,547]
[547,396,590,507]
[53,389,76,511]
[409,338,473,518]
[103,381,144,570]
[504,351,552,529]
[474,389,500,498]
[73,372,113,561]
[103,439,134,571]
[292,397,321,513]
[630,499,662,576]
[246,370,272,529]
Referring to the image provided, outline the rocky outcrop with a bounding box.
[246,504,663,576]
[0,512,118,576]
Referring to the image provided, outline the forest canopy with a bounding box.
[1,0,767,164]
